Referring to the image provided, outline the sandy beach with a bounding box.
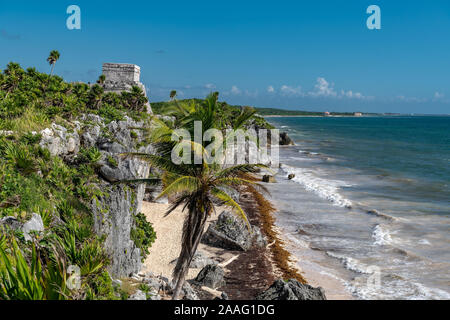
[140,200,353,300]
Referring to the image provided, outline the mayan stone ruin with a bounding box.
[102,63,152,114]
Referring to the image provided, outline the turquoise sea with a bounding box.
[266,116,450,299]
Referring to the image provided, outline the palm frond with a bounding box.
[157,176,200,200]
[210,187,250,229]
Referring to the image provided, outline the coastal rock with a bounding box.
[201,211,266,251]
[128,290,147,300]
[182,282,199,300]
[0,216,22,231]
[201,211,252,251]
[262,175,276,183]
[279,132,295,146]
[288,174,295,180]
[40,123,80,157]
[256,279,326,300]
[194,264,226,289]
[172,250,218,269]
[22,213,44,241]
[252,226,268,248]
[82,116,152,277]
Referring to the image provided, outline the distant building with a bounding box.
[102,63,152,114]
[324,111,331,116]
[354,112,363,117]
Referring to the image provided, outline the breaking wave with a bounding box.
[281,164,353,208]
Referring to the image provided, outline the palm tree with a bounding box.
[88,84,104,109]
[170,90,177,101]
[47,50,60,76]
[97,75,106,85]
[124,93,267,299]
[121,86,148,111]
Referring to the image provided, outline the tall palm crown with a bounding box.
[125,93,267,299]
[47,50,60,76]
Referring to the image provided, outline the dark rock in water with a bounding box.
[279,132,295,146]
[288,174,295,180]
[195,264,225,289]
[262,175,276,183]
[255,279,326,300]
[201,211,252,251]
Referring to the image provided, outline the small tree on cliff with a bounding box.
[124,93,266,300]
[47,50,60,76]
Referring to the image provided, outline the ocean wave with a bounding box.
[326,252,373,274]
[281,164,353,208]
[372,224,393,246]
[365,209,397,221]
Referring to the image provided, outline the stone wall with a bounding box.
[102,62,153,114]
[103,63,141,84]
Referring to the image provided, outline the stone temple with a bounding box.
[102,63,152,114]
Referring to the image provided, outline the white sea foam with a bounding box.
[372,224,393,246]
[281,164,353,208]
[326,252,373,274]
[418,239,431,245]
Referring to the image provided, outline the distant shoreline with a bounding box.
[263,115,372,118]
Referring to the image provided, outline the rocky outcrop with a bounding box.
[255,279,326,300]
[201,211,267,251]
[0,216,21,231]
[22,213,44,241]
[194,264,225,289]
[39,114,152,278]
[84,116,152,277]
[0,214,44,241]
[262,175,276,183]
[40,123,81,157]
[171,250,218,269]
[279,132,295,146]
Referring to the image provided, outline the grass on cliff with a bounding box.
[0,133,125,299]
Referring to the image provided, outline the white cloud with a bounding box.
[231,85,241,95]
[205,83,216,89]
[396,95,427,103]
[434,92,445,99]
[280,85,303,96]
[267,85,275,93]
[309,77,337,97]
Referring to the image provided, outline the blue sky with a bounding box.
[0,0,449,114]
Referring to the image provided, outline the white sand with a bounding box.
[140,202,235,281]
[141,201,353,300]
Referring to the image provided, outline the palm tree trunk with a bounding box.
[50,64,55,76]
[172,210,208,300]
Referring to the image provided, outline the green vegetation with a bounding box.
[0,61,150,132]
[151,97,274,130]
[0,54,153,300]
[130,212,156,261]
